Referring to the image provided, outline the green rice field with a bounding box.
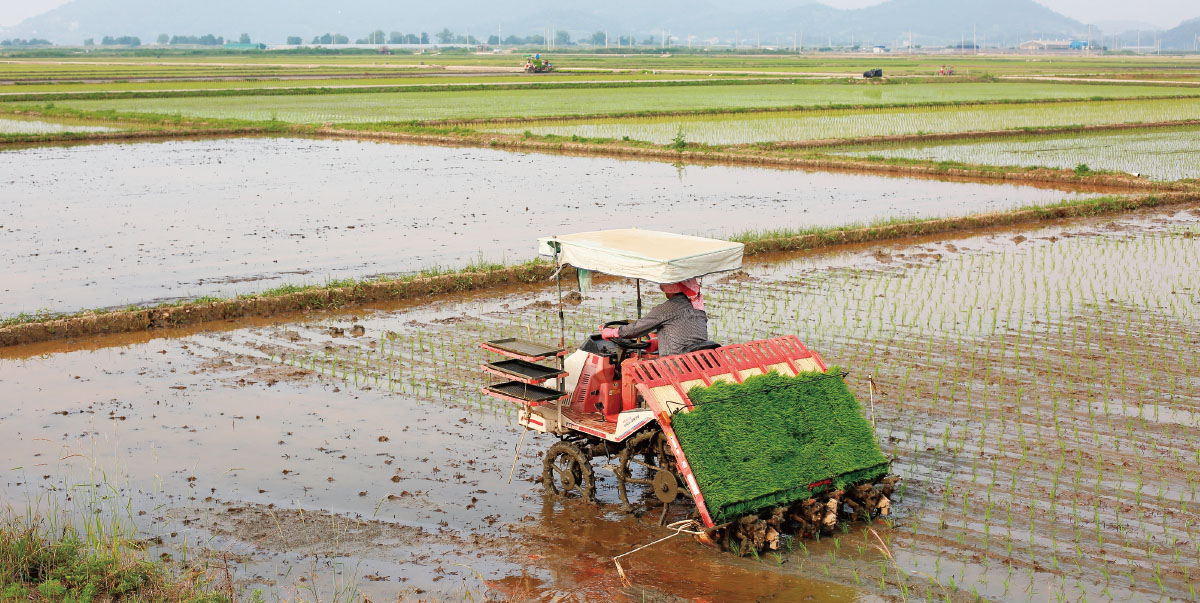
[481,97,1200,144]
[4,53,1199,77]
[0,72,743,95]
[835,127,1200,181]
[41,82,1200,124]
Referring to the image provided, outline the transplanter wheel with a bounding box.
[617,429,693,522]
[542,441,596,503]
[616,429,660,512]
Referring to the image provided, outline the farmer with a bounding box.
[600,278,710,356]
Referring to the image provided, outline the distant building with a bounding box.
[1019,40,1073,51]
[872,45,888,53]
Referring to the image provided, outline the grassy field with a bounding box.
[32,82,1200,124]
[831,126,1200,182]
[4,52,1199,77]
[0,72,743,94]
[483,97,1200,144]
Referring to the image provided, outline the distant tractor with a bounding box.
[523,54,554,73]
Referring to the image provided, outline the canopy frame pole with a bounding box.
[555,246,566,393]
[554,244,566,433]
[636,279,643,318]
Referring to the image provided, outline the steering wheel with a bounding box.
[603,320,651,350]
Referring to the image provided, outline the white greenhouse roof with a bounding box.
[538,228,743,283]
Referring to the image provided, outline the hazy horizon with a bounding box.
[0,0,1194,30]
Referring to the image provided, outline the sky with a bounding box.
[820,0,1190,28]
[0,0,1192,29]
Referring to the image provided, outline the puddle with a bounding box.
[1,136,1116,316]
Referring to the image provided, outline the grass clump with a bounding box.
[672,369,889,523]
[0,520,227,602]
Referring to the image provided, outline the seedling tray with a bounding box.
[483,381,567,405]
[481,338,566,362]
[482,359,566,384]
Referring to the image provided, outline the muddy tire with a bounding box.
[616,429,659,512]
[542,441,596,503]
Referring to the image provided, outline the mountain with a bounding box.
[1159,17,1200,50]
[0,0,1104,47]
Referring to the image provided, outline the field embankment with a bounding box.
[3,192,1197,347]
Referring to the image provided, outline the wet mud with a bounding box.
[2,206,1197,600]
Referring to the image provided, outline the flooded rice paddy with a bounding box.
[0,136,1111,317]
[3,204,1197,601]
[478,98,1200,145]
[834,127,1200,182]
[0,116,121,134]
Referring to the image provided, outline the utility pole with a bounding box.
[498,24,502,48]
[973,23,976,54]
[605,30,608,49]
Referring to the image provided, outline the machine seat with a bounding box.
[683,340,722,353]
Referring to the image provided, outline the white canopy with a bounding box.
[538,228,744,284]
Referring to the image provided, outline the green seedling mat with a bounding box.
[672,369,890,523]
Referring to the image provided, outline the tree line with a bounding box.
[1,38,53,47]
[288,29,570,46]
[48,28,683,50]
[98,36,141,46]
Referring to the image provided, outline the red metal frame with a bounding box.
[625,335,824,410]
[629,335,826,528]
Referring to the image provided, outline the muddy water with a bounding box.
[0,321,873,602]
[0,136,1112,316]
[2,205,1197,601]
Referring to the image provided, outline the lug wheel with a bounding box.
[542,441,596,503]
[616,430,691,521]
[616,430,659,512]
